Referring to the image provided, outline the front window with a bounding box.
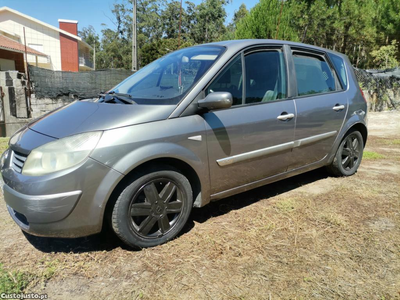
[245,50,287,103]
[206,48,287,106]
[112,46,225,105]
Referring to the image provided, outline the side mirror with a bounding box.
[198,92,232,110]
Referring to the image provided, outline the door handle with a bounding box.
[332,104,345,111]
[277,113,294,121]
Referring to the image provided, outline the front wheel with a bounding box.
[112,168,193,249]
[327,130,364,176]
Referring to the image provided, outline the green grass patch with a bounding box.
[0,138,9,155]
[0,264,33,293]
[363,151,386,160]
[275,198,297,212]
[385,139,400,145]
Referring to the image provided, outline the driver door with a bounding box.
[202,47,296,195]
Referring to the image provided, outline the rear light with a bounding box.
[359,87,367,103]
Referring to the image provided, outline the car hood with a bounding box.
[28,100,176,139]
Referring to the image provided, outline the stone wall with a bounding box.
[30,94,72,119]
[355,68,400,111]
[0,71,75,136]
[0,65,133,137]
[29,65,134,99]
[0,71,31,136]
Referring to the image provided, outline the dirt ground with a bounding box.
[0,112,399,300]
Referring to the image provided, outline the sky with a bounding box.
[1,0,259,38]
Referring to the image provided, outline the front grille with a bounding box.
[12,151,27,173]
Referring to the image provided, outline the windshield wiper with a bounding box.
[99,91,136,104]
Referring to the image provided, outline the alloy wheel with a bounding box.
[128,179,184,239]
[340,133,362,171]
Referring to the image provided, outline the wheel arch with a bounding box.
[326,120,368,165]
[349,122,368,147]
[103,157,203,231]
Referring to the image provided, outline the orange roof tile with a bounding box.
[0,34,47,57]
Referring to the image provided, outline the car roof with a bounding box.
[200,39,347,58]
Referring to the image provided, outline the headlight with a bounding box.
[22,132,102,176]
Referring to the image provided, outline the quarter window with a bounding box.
[293,54,336,96]
[207,55,243,105]
[329,53,348,89]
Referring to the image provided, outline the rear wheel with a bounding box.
[112,168,193,248]
[327,130,364,176]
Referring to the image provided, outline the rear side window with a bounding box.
[293,53,336,96]
[329,53,348,89]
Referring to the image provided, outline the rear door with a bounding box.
[289,48,348,170]
[202,46,296,195]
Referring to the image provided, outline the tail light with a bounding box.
[359,87,367,103]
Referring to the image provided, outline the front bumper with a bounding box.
[4,184,81,225]
[1,154,123,238]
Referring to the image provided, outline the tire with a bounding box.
[326,130,364,177]
[112,167,193,249]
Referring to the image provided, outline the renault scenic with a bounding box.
[1,40,367,248]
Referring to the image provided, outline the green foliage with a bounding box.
[188,0,228,44]
[162,1,186,39]
[0,264,32,293]
[332,0,377,67]
[80,0,229,69]
[140,38,193,66]
[236,0,299,41]
[224,4,249,40]
[236,0,399,68]
[78,0,400,69]
[78,25,100,67]
[371,40,399,69]
[376,0,400,47]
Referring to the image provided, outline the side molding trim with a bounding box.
[292,131,337,147]
[216,131,337,167]
[217,142,294,167]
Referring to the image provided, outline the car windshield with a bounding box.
[110,46,225,105]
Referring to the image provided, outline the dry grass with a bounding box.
[0,113,399,299]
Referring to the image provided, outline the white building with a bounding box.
[0,6,92,72]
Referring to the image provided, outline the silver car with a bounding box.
[1,40,367,248]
